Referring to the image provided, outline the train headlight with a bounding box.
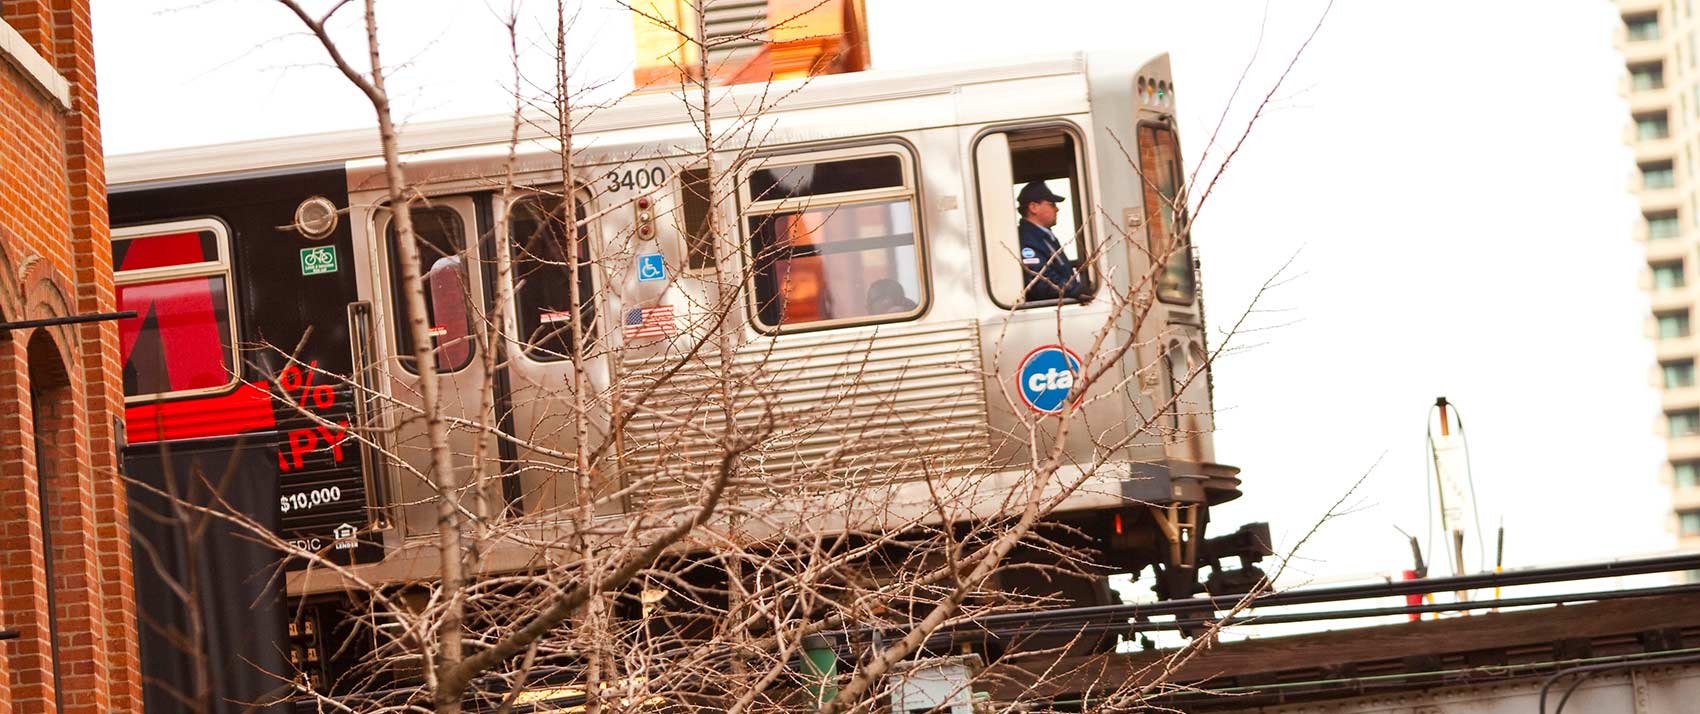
[294,196,339,240]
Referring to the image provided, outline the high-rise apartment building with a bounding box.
[1616,1,1700,550]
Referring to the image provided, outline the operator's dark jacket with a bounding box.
[1018,219,1087,301]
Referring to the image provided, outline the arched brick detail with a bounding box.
[0,335,58,714]
[25,329,112,714]
[0,336,29,714]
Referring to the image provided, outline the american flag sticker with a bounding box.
[623,304,676,340]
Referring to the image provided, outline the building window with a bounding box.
[1671,409,1700,437]
[1650,212,1682,240]
[745,149,925,330]
[1645,161,1677,189]
[112,220,240,401]
[1627,13,1661,42]
[1654,260,1687,291]
[1658,310,1692,339]
[1665,359,1696,387]
[1638,112,1672,141]
[1681,509,1700,536]
[1633,63,1667,92]
[1675,460,1700,488]
[509,195,597,361]
[387,206,476,373]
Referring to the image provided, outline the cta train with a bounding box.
[110,51,1267,705]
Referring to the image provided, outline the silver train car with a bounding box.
[111,50,1265,702]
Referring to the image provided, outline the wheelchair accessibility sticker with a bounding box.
[637,253,666,282]
[1017,345,1082,415]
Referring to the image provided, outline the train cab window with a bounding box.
[744,151,924,330]
[113,220,239,400]
[387,206,475,373]
[510,195,597,360]
[974,126,1092,308]
[1139,124,1195,305]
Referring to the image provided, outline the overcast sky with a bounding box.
[91,0,1670,585]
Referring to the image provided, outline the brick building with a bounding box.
[0,2,141,712]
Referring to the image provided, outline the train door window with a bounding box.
[386,206,476,373]
[112,220,239,401]
[974,126,1092,308]
[680,167,716,270]
[510,194,597,360]
[744,150,924,330]
[1139,124,1195,305]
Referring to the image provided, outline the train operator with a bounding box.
[1017,180,1088,302]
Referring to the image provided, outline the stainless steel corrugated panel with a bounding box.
[620,320,992,512]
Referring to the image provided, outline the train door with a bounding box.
[972,124,1112,462]
[352,197,502,537]
[1137,123,1216,466]
[496,192,615,518]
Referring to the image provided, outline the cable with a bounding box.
[1451,402,1486,574]
[1424,403,1437,575]
[918,551,1700,635]
[1538,652,1700,714]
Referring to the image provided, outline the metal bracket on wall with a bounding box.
[0,310,136,332]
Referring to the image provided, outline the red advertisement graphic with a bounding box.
[275,361,350,473]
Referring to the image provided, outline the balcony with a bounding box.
[1654,335,1697,362]
[1644,236,1691,261]
[1629,85,1674,115]
[1621,33,1667,64]
[1663,382,1700,406]
[1634,135,1677,164]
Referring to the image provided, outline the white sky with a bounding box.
[92,1,1672,585]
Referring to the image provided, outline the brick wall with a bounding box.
[0,1,139,712]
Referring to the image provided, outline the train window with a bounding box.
[680,167,716,270]
[974,126,1092,308]
[112,220,239,401]
[744,150,924,330]
[386,206,475,373]
[1139,124,1195,305]
[510,195,597,360]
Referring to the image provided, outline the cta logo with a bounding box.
[1018,345,1082,414]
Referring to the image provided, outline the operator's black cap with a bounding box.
[1017,181,1065,207]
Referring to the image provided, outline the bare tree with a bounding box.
[117,1,1336,712]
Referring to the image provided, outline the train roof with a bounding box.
[107,50,1169,188]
